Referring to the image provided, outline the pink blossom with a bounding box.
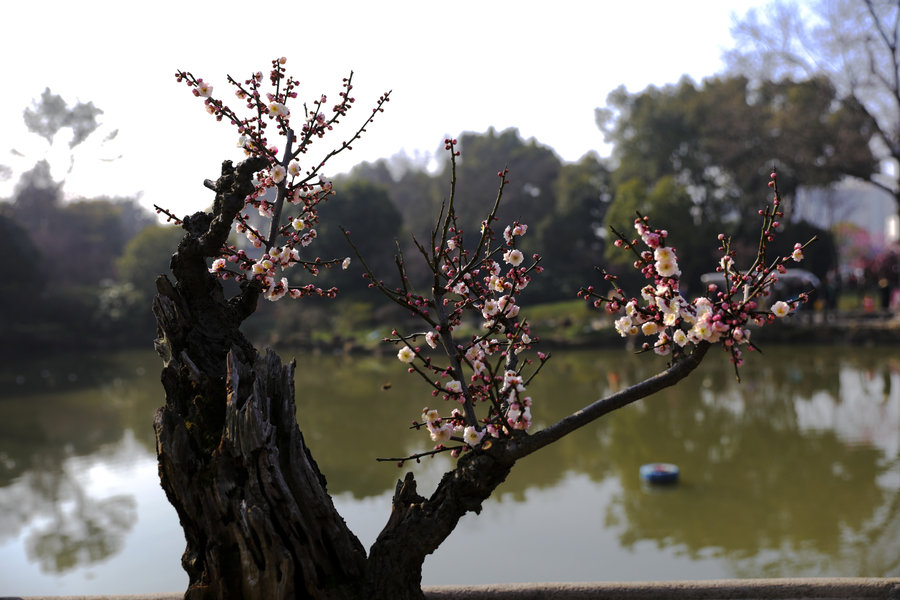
[771,301,791,318]
[425,331,439,349]
[265,277,289,301]
[452,281,469,295]
[196,80,213,97]
[654,247,680,278]
[643,232,661,248]
[641,321,659,336]
[463,426,484,447]
[615,316,634,337]
[482,299,499,318]
[397,346,415,363]
[498,295,519,318]
[268,101,289,117]
[429,423,452,444]
[503,249,524,267]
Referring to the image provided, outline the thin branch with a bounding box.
[376,444,463,464]
[509,342,710,461]
[266,128,294,246]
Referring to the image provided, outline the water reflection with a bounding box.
[0,350,162,583]
[24,478,136,573]
[296,346,900,580]
[0,346,898,593]
[598,350,900,578]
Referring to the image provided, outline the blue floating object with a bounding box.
[640,462,679,485]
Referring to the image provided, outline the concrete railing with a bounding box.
[426,579,900,599]
[13,578,900,600]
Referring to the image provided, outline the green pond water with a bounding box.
[1,345,898,595]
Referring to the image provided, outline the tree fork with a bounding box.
[366,443,516,600]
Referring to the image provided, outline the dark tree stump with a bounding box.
[153,158,367,599]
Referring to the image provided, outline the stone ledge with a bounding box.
[425,578,900,599]
[11,578,900,600]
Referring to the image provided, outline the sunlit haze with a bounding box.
[1,0,772,217]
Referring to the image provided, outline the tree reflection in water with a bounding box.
[294,345,900,578]
[596,346,900,577]
[24,475,136,573]
[0,345,898,584]
[0,350,158,574]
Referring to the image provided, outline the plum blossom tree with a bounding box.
[152,58,813,600]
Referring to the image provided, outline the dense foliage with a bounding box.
[727,0,900,213]
[0,65,887,355]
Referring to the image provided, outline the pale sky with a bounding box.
[0,0,774,217]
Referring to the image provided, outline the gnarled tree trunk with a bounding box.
[153,157,710,600]
[153,157,371,599]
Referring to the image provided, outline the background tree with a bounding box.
[14,87,117,185]
[726,0,900,212]
[345,130,579,301]
[258,179,409,347]
[0,211,45,349]
[600,75,877,218]
[9,163,152,286]
[442,128,562,239]
[23,87,103,147]
[9,160,62,241]
[603,176,715,292]
[107,224,186,338]
[344,153,443,243]
[118,224,189,300]
[597,74,871,278]
[531,153,614,300]
[313,179,403,297]
[1,91,153,352]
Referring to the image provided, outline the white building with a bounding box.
[793,179,898,246]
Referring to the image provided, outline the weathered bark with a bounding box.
[153,158,368,599]
[366,445,516,599]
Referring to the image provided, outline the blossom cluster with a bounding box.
[159,58,391,302]
[418,407,487,447]
[380,163,811,463]
[359,141,547,461]
[580,169,814,375]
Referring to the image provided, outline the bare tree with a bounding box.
[727,0,900,206]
